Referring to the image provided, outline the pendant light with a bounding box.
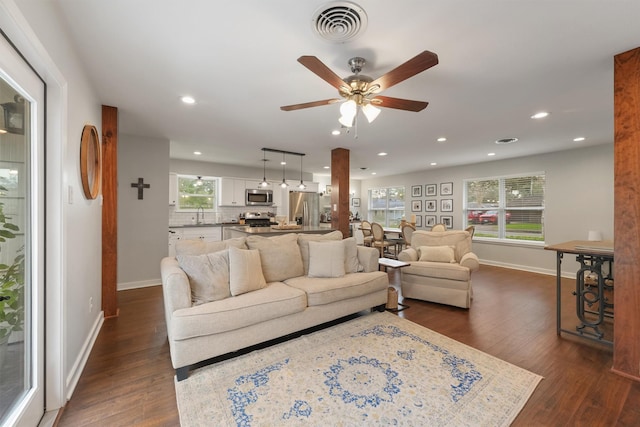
[298,155,306,190]
[280,152,289,188]
[260,149,269,187]
[195,176,203,186]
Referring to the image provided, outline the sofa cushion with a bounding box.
[175,237,247,257]
[297,231,343,275]
[418,245,456,263]
[177,250,231,305]
[246,233,303,282]
[171,282,307,339]
[308,240,346,278]
[228,246,267,296]
[403,261,471,282]
[284,271,388,306]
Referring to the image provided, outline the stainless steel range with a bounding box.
[243,212,272,227]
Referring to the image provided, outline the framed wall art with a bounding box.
[415,215,422,227]
[440,215,453,229]
[440,199,453,212]
[440,182,453,196]
[411,185,422,197]
[425,215,436,227]
[425,199,437,212]
[352,198,360,207]
[411,200,422,212]
[425,184,437,196]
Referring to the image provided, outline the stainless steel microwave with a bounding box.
[246,189,273,206]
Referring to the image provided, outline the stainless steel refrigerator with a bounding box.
[289,191,320,226]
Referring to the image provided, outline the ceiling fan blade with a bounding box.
[280,98,341,111]
[297,56,349,91]
[370,96,429,112]
[369,50,438,92]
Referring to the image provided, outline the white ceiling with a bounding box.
[53,0,640,179]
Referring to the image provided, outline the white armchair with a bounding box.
[397,230,479,308]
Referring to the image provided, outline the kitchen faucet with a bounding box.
[196,207,204,225]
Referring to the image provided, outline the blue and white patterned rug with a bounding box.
[175,312,542,426]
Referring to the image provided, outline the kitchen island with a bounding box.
[223,225,335,240]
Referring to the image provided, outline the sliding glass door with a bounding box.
[0,31,46,426]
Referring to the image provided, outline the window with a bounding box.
[176,175,217,211]
[368,186,405,227]
[464,173,545,242]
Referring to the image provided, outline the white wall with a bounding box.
[360,144,614,276]
[7,0,104,411]
[118,134,170,289]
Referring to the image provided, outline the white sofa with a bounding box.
[160,231,388,380]
[397,230,479,308]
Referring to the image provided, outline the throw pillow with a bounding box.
[342,237,363,273]
[246,233,303,282]
[418,245,456,263]
[228,246,267,296]
[177,249,231,305]
[308,240,346,278]
[297,230,343,275]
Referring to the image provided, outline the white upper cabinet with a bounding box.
[218,178,246,206]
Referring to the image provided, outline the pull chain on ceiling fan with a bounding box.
[280,50,438,127]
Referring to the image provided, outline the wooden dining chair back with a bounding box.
[360,220,373,246]
[401,223,416,247]
[431,223,446,232]
[371,222,392,257]
[465,225,475,238]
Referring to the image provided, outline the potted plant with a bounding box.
[0,184,23,367]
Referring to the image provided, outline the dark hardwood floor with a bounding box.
[56,265,640,426]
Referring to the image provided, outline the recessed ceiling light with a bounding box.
[323,166,330,169]
[371,172,377,175]
[437,137,447,142]
[181,96,196,104]
[531,111,549,119]
[495,137,518,145]
[378,152,387,156]
[280,161,286,165]
[193,151,202,155]
[331,130,341,136]
[573,137,586,142]
[430,162,437,166]
[488,152,496,156]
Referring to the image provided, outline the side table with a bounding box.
[378,258,410,312]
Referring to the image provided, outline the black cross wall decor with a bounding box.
[131,177,150,200]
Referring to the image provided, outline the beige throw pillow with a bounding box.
[246,233,303,282]
[228,246,267,296]
[418,245,457,263]
[177,249,231,305]
[297,231,343,275]
[308,240,346,278]
[342,237,363,273]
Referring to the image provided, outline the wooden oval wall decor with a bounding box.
[80,124,101,199]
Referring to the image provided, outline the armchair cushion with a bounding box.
[418,245,456,263]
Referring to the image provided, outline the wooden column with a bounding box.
[613,47,640,382]
[330,148,350,238]
[102,105,118,318]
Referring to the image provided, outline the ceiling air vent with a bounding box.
[495,137,519,145]
[312,2,368,43]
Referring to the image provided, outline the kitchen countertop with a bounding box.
[169,223,245,228]
[223,225,335,237]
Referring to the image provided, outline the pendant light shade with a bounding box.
[298,155,306,190]
[260,149,270,187]
[280,152,289,188]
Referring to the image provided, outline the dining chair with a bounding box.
[431,223,446,232]
[360,220,373,247]
[371,222,393,257]
[401,223,416,248]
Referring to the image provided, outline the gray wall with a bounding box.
[360,144,614,277]
[118,134,170,289]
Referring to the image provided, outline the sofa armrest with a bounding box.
[160,257,192,320]
[356,245,380,272]
[398,247,418,262]
[460,252,480,271]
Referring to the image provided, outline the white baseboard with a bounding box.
[117,278,161,291]
[479,259,575,279]
[65,311,103,400]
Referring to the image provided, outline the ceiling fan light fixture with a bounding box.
[362,103,381,123]
[339,99,357,127]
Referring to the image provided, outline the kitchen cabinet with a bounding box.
[244,180,263,190]
[169,173,178,205]
[218,177,246,206]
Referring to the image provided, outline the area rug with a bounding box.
[175,312,542,426]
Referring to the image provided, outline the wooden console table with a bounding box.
[544,240,614,345]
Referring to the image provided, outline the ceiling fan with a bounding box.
[280,50,438,127]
